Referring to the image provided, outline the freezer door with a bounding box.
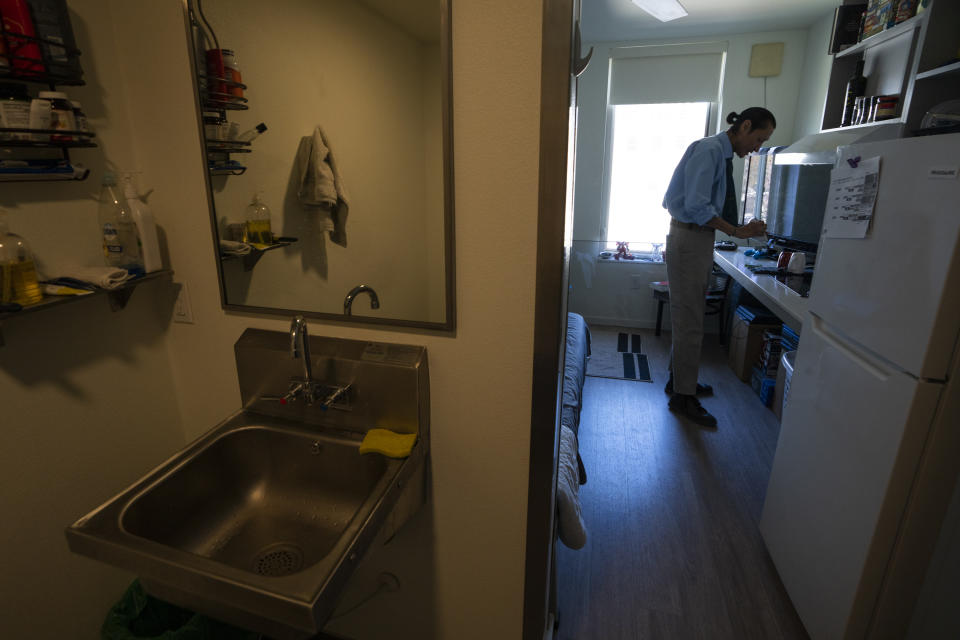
[809,133,960,380]
[760,314,943,640]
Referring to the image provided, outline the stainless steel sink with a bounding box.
[67,330,429,640]
[123,420,389,577]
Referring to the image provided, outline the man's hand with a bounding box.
[736,219,766,239]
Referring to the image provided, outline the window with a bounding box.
[605,102,712,253]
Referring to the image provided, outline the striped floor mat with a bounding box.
[586,328,652,382]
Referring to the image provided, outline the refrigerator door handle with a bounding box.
[810,314,893,382]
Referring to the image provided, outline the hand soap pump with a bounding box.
[122,174,163,273]
[98,171,144,276]
[0,211,43,306]
[245,193,273,244]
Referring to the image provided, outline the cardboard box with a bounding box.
[727,315,780,382]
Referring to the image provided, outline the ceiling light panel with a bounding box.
[631,0,688,22]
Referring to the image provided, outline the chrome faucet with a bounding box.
[280,315,352,409]
[290,315,313,384]
[343,285,380,316]
[288,315,321,404]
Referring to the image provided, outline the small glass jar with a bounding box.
[36,91,77,141]
[0,82,31,140]
[221,49,243,99]
[205,48,227,99]
[203,114,224,140]
[70,101,89,133]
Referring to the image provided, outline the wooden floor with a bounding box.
[556,327,810,640]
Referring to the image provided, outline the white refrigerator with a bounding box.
[759,133,960,640]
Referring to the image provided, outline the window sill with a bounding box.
[597,252,664,264]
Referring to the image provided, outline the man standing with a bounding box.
[662,107,775,427]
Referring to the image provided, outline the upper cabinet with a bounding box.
[820,0,960,134]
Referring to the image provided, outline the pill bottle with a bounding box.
[37,90,76,141]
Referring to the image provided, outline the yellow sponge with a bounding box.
[359,429,417,458]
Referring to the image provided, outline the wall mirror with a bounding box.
[184,0,455,330]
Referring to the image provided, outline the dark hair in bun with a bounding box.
[727,107,776,131]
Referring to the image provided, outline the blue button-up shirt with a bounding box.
[662,131,733,226]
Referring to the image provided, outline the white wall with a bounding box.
[204,0,443,323]
[794,11,836,139]
[569,28,810,329]
[0,3,187,636]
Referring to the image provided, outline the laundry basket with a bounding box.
[781,350,796,416]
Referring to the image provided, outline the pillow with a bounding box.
[557,425,587,549]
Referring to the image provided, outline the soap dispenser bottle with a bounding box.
[0,212,43,306]
[122,174,163,273]
[245,193,273,245]
[98,172,144,276]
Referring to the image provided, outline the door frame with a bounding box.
[523,0,577,637]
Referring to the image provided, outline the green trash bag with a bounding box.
[102,580,260,640]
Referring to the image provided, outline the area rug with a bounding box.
[586,327,653,382]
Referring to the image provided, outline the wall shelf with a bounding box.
[203,99,248,111]
[0,269,173,346]
[821,1,960,134]
[0,128,97,148]
[0,129,96,182]
[820,118,906,134]
[205,140,252,154]
[916,60,960,80]
[836,13,926,58]
[209,164,247,176]
[0,168,89,181]
[221,240,295,271]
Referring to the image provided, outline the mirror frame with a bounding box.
[182,0,456,331]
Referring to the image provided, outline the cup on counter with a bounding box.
[777,251,793,270]
[787,252,807,274]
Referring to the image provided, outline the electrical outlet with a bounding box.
[173,282,195,324]
[631,274,645,290]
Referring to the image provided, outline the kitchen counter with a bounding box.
[713,247,809,331]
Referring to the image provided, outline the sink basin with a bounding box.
[122,423,387,576]
[67,412,421,639]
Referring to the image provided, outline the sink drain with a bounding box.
[252,543,304,576]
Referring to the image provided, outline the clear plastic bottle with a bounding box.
[0,212,43,306]
[98,172,144,276]
[245,193,273,244]
[122,174,162,273]
[236,122,267,142]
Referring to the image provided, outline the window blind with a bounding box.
[609,52,724,105]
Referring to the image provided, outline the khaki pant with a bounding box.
[665,223,715,396]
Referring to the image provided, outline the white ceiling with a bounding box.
[582,0,840,42]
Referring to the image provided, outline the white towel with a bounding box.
[62,267,133,290]
[295,126,350,247]
[557,425,587,549]
[219,239,252,256]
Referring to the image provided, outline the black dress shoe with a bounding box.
[668,394,718,428]
[664,377,713,396]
